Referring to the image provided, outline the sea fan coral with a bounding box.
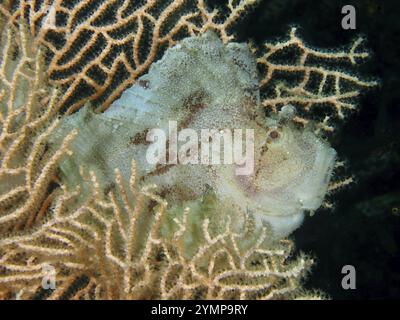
[0,18,76,233]
[258,27,377,132]
[0,0,258,113]
[0,158,318,300]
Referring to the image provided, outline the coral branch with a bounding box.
[258,27,377,130]
[0,18,76,233]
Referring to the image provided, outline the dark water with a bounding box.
[235,0,400,299]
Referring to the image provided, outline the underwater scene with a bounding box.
[0,0,398,301]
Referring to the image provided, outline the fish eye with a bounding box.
[269,130,280,140]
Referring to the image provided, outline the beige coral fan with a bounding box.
[258,27,377,133]
[0,1,376,128]
[0,0,258,113]
[0,17,76,234]
[0,159,318,300]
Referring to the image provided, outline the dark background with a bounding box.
[235,0,400,299]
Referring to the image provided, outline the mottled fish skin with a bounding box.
[53,32,336,239]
